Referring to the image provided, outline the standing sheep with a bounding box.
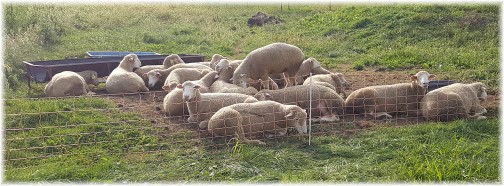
[44,71,98,97]
[106,54,149,94]
[303,73,351,98]
[420,82,488,121]
[177,81,258,129]
[345,71,436,119]
[207,101,308,146]
[254,84,345,122]
[231,43,305,89]
[271,57,332,87]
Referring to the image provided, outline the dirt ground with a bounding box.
[91,67,500,144]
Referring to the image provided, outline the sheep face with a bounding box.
[178,82,200,101]
[474,82,488,101]
[285,107,308,135]
[91,73,100,86]
[254,92,273,101]
[215,59,230,72]
[332,73,351,90]
[125,54,141,69]
[410,71,436,88]
[147,70,161,88]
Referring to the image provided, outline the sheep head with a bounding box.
[472,82,488,102]
[122,54,141,70]
[210,54,226,68]
[410,71,436,88]
[163,54,184,67]
[254,92,273,101]
[146,70,162,88]
[177,82,200,102]
[90,72,100,86]
[215,59,230,72]
[332,73,351,90]
[285,106,308,135]
[297,57,322,77]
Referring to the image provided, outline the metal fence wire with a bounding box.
[4,72,484,173]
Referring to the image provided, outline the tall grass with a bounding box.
[3,4,500,96]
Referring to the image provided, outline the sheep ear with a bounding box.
[156,72,161,77]
[194,85,201,89]
[214,74,219,79]
[265,93,273,99]
[410,75,418,81]
[285,111,296,119]
[143,73,148,78]
[226,65,232,70]
[176,84,183,89]
[129,55,134,62]
[91,74,97,79]
[162,86,170,91]
[429,74,436,79]
[240,73,247,77]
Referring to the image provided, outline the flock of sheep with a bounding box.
[44,42,489,145]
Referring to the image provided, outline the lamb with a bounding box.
[420,82,488,121]
[207,100,308,146]
[345,71,436,119]
[162,68,211,92]
[106,54,149,94]
[254,84,345,122]
[209,63,258,95]
[303,73,351,98]
[146,63,213,89]
[44,70,98,97]
[177,81,259,129]
[231,42,305,89]
[162,88,188,117]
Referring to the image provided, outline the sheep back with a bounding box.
[44,71,89,97]
[232,43,304,87]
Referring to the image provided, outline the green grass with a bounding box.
[4,97,499,182]
[2,3,500,183]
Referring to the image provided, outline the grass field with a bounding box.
[2,3,501,183]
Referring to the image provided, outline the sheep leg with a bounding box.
[199,120,209,130]
[260,74,271,90]
[318,101,339,122]
[234,122,266,146]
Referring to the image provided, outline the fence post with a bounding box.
[308,72,312,146]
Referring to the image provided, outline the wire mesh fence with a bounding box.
[3,72,490,175]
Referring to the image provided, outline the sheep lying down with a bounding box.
[420,82,488,121]
[345,71,436,120]
[254,85,345,122]
[206,100,308,146]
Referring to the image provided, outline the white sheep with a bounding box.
[133,54,183,86]
[209,63,258,95]
[164,70,218,93]
[162,54,186,67]
[106,54,149,94]
[214,59,242,74]
[254,84,345,122]
[303,73,351,98]
[177,81,258,129]
[147,63,213,89]
[206,100,308,146]
[345,71,436,119]
[420,82,488,121]
[231,42,305,89]
[197,54,226,69]
[162,88,188,117]
[162,68,211,92]
[44,70,98,97]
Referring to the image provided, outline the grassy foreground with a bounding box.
[2,3,500,183]
[3,98,500,182]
